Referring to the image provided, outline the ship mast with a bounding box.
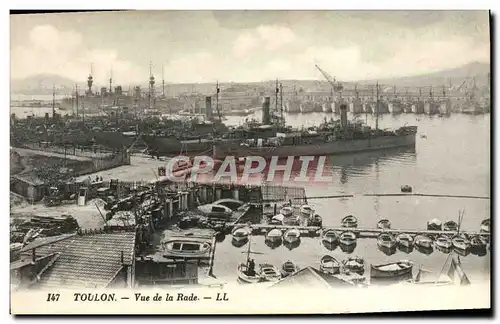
[109,68,113,94]
[162,63,165,97]
[215,81,221,122]
[275,79,279,115]
[280,82,284,124]
[75,84,79,118]
[52,84,56,120]
[375,81,379,131]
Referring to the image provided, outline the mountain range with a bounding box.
[10,62,490,96]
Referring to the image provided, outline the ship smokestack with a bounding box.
[340,104,348,129]
[205,96,212,120]
[262,97,271,125]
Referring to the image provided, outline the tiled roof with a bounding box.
[20,232,136,289]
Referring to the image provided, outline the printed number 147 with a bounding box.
[46,293,60,302]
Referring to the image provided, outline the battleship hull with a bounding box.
[213,133,416,159]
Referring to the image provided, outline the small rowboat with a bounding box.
[414,234,433,249]
[320,255,341,275]
[163,240,211,258]
[237,262,262,284]
[377,233,397,249]
[470,236,487,249]
[283,228,301,244]
[232,226,251,243]
[341,215,358,228]
[452,235,470,251]
[343,256,365,273]
[322,229,339,244]
[396,233,413,248]
[434,235,452,249]
[377,219,391,229]
[370,260,413,279]
[443,220,458,232]
[427,219,442,231]
[259,264,281,282]
[480,219,490,233]
[265,229,283,243]
[309,214,323,227]
[401,185,412,193]
[281,261,299,277]
[339,231,357,246]
[299,205,313,217]
[280,206,294,217]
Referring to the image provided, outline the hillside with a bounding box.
[10,61,490,96]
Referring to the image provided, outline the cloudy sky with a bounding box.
[10,10,490,84]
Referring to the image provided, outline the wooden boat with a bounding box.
[280,206,294,217]
[377,219,391,229]
[427,219,442,231]
[396,233,414,248]
[339,231,357,246]
[163,240,211,258]
[480,219,490,233]
[320,255,341,275]
[370,260,413,278]
[322,229,339,244]
[434,235,452,249]
[237,262,262,284]
[283,228,301,243]
[452,235,470,251]
[414,235,433,249]
[281,261,299,277]
[309,214,323,227]
[470,236,487,249]
[401,185,412,193]
[259,264,281,282]
[299,205,313,217]
[265,229,283,243]
[443,220,458,232]
[270,214,285,225]
[343,256,365,273]
[341,215,358,228]
[232,226,251,243]
[377,233,397,249]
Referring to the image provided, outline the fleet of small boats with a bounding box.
[265,229,283,243]
[395,233,414,248]
[320,255,341,275]
[232,226,251,243]
[281,261,299,277]
[343,256,365,274]
[339,231,357,246]
[427,219,442,231]
[259,264,282,282]
[163,239,211,258]
[480,219,490,233]
[377,219,391,229]
[414,234,433,249]
[322,229,338,244]
[377,233,397,249]
[452,235,470,251]
[283,228,300,244]
[370,260,413,279]
[434,235,452,249]
[443,220,458,232]
[341,215,358,228]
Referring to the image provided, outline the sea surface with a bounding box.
[216,112,491,285]
[10,102,491,284]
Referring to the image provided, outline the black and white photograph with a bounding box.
[8,9,491,314]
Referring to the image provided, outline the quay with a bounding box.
[237,224,491,239]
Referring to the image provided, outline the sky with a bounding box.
[10,10,490,84]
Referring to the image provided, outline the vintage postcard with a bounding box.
[9,10,491,315]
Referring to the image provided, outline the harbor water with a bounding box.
[215,112,490,284]
[10,104,491,284]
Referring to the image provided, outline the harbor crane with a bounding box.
[314,64,344,93]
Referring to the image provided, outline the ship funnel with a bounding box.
[262,97,271,125]
[340,104,348,129]
[205,96,212,120]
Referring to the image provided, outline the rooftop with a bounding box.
[19,231,136,289]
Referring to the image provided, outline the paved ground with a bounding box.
[10,199,107,230]
[12,147,92,162]
[75,154,171,183]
